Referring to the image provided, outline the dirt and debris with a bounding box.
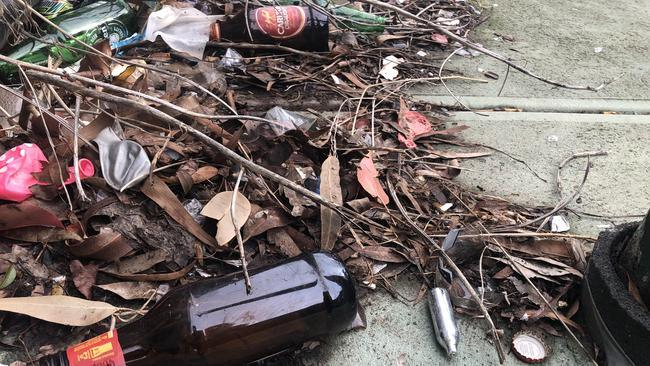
[0,0,600,363]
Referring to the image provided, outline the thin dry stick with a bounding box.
[207,41,331,60]
[478,246,488,304]
[557,150,608,197]
[232,168,252,293]
[147,131,173,184]
[427,232,597,241]
[72,94,89,201]
[357,0,603,91]
[438,47,486,115]
[26,71,381,230]
[386,178,506,364]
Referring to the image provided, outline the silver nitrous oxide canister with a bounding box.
[428,287,459,356]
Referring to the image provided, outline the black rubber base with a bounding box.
[583,223,650,365]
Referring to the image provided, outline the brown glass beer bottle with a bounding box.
[40,251,357,366]
[210,6,329,52]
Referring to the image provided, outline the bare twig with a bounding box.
[232,168,252,293]
[207,41,331,60]
[438,47,487,116]
[427,232,597,241]
[72,94,89,201]
[387,177,507,364]
[476,143,548,183]
[557,150,608,198]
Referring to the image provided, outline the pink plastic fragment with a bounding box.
[0,143,94,202]
[398,111,433,148]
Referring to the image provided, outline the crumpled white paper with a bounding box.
[379,55,405,80]
[144,6,219,59]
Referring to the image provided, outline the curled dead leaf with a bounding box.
[357,154,389,205]
[68,228,133,262]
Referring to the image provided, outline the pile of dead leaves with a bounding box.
[0,0,593,362]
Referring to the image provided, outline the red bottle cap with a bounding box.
[511,330,550,363]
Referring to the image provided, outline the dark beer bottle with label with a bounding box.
[40,251,357,366]
[211,6,329,52]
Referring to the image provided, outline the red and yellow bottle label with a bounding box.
[66,329,126,366]
[254,6,307,39]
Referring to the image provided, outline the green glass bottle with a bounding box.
[0,0,136,80]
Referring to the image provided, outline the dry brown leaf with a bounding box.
[491,256,569,283]
[68,228,133,262]
[357,154,389,205]
[97,282,159,300]
[108,250,167,275]
[320,155,342,251]
[242,206,293,241]
[141,176,217,247]
[201,191,252,246]
[103,261,195,281]
[0,227,82,243]
[357,246,406,263]
[340,72,369,89]
[78,40,112,78]
[0,295,117,326]
[70,260,98,299]
[191,166,219,184]
[0,203,63,230]
[268,227,302,257]
[499,238,573,260]
[285,226,318,252]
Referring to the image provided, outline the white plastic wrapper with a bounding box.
[144,6,219,59]
[218,48,246,71]
[244,107,316,140]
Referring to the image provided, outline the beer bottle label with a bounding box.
[66,329,126,366]
[254,6,307,39]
